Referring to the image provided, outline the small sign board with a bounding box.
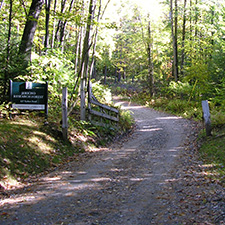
[9,80,48,116]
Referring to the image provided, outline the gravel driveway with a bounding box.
[1,99,225,224]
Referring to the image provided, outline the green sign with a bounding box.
[9,80,48,115]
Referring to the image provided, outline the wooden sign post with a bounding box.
[202,100,212,136]
[62,87,68,141]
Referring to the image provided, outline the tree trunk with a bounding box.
[3,0,12,96]
[89,0,101,81]
[194,0,198,38]
[180,0,187,76]
[80,0,95,120]
[74,26,83,75]
[189,0,192,42]
[147,18,154,96]
[54,0,66,46]
[114,68,117,83]
[170,0,179,82]
[59,0,75,48]
[104,65,107,84]
[118,70,121,82]
[44,0,51,51]
[210,6,215,46]
[51,0,57,48]
[18,0,45,69]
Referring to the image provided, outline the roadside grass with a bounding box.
[147,98,225,185]
[198,126,225,185]
[0,105,134,189]
[0,115,81,188]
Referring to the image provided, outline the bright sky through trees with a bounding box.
[130,0,163,19]
[106,0,163,22]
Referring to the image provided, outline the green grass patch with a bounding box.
[144,97,202,121]
[0,115,81,187]
[0,106,134,188]
[198,127,225,184]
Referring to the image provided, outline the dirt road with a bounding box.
[1,99,225,224]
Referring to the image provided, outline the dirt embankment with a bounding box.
[0,99,225,224]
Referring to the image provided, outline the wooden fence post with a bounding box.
[62,87,68,141]
[80,78,86,121]
[202,100,212,136]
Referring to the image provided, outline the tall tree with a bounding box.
[44,0,51,51]
[51,0,57,48]
[146,17,154,96]
[180,0,187,76]
[194,0,198,38]
[54,0,66,47]
[170,0,178,82]
[59,0,75,48]
[3,0,13,96]
[80,0,95,120]
[18,0,45,69]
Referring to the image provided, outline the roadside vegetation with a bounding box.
[112,82,225,187]
[0,0,224,189]
[0,83,134,189]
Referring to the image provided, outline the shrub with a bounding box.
[91,81,112,104]
[167,81,193,98]
[211,111,225,128]
[119,109,134,132]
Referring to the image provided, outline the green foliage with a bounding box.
[167,81,193,98]
[210,79,225,109]
[91,81,112,104]
[20,50,75,92]
[93,124,118,146]
[0,102,12,119]
[147,97,202,120]
[0,116,79,185]
[199,134,225,167]
[118,109,134,132]
[146,97,169,109]
[211,110,225,128]
[69,119,96,137]
[199,126,225,184]
[14,50,78,124]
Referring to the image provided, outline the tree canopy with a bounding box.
[0,0,225,118]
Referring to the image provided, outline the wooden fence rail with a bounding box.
[88,82,119,126]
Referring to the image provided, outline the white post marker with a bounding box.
[202,100,212,136]
[62,87,68,141]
